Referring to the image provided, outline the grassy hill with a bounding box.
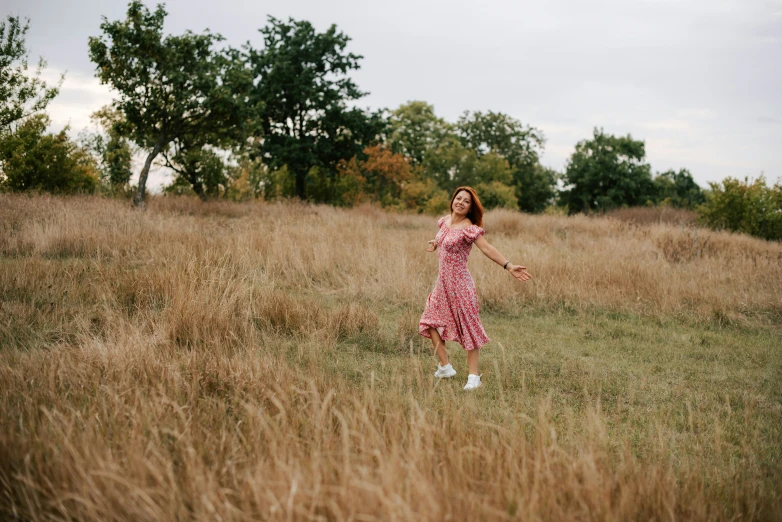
[1,195,780,520]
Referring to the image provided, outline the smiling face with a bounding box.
[452,190,472,217]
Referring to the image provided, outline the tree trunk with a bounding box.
[133,136,165,209]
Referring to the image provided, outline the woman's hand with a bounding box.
[427,240,438,252]
[507,264,532,282]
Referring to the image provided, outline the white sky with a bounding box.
[6,0,782,190]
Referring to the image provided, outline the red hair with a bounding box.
[449,186,484,227]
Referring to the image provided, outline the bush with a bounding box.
[652,169,704,209]
[333,146,449,212]
[423,189,451,215]
[79,107,133,194]
[260,165,296,201]
[513,164,558,213]
[475,180,518,210]
[164,147,229,200]
[399,178,450,214]
[0,114,98,194]
[698,176,782,241]
[161,176,197,197]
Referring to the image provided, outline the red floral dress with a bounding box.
[419,216,490,351]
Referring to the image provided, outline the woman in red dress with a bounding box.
[419,186,532,390]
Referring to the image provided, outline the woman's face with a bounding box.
[452,190,472,216]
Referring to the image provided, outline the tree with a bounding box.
[698,175,782,241]
[89,2,251,208]
[475,180,518,210]
[158,47,252,200]
[0,114,98,193]
[162,146,228,199]
[514,164,559,213]
[0,15,61,133]
[424,137,513,193]
[653,168,704,208]
[333,146,447,211]
[356,145,413,206]
[387,101,453,166]
[81,107,133,193]
[457,111,551,213]
[560,128,654,214]
[457,111,544,169]
[222,155,268,201]
[326,145,412,206]
[159,130,231,200]
[398,177,450,214]
[247,17,384,200]
[257,164,296,201]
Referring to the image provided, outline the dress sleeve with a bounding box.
[437,216,447,229]
[464,225,485,243]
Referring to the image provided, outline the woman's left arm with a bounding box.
[474,236,532,282]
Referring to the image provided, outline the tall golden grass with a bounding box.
[1,194,780,521]
[601,206,697,227]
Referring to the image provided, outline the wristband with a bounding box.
[503,261,510,270]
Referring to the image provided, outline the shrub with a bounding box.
[397,177,450,214]
[652,169,704,209]
[514,164,558,213]
[333,146,449,212]
[422,187,451,215]
[80,107,133,194]
[475,180,518,210]
[260,164,296,201]
[0,115,98,194]
[698,175,782,241]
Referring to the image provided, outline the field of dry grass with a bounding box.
[1,194,780,521]
[600,206,698,227]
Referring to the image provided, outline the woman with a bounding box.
[419,186,532,390]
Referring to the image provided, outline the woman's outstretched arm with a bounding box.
[474,236,532,282]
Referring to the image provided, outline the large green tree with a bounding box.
[423,137,513,193]
[0,15,61,133]
[457,111,544,168]
[653,168,704,209]
[89,1,251,207]
[560,128,654,213]
[387,101,453,166]
[514,164,559,214]
[247,17,384,200]
[457,111,551,213]
[158,47,252,199]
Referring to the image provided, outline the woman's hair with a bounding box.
[449,186,484,227]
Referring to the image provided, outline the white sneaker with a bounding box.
[464,374,482,390]
[434,363,456,378]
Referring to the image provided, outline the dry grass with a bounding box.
[1,194,781,521]
[600,206,698,227]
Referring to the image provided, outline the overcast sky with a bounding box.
[6,0,782,190]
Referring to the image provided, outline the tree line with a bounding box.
[0,3,780,240]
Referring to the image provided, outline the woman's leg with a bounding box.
[429,328,449,366]
[467,347,480,375]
